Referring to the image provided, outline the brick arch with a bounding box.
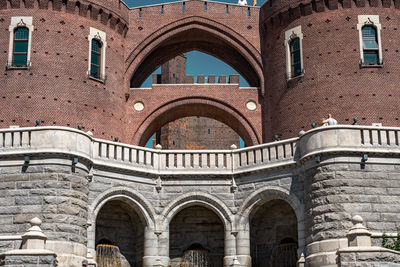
[126,16,264,93]
[132,97,260,147]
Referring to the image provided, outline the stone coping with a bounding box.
[0,249,57,256]
[0,235,22,241]
[337,246,400,255]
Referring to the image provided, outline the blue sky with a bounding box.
[125,0,267,8]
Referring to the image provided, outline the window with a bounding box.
[88,27,106,82]
[285,26,303,79]
[358,15,382,66]
[290,38,302,77]
[90,39,102,79]
[12,27,29,67]
[7,17,33,69]
[362,26,378,65]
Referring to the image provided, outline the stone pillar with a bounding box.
[86,222,97,266]
[235,228,251,267]
[142,227,169,267]
[223,230,236,266]
[0,218,57,267]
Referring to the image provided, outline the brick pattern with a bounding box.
[0,7,126,142]
[261,5,400,140]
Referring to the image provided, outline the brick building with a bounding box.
[0,0,400,266]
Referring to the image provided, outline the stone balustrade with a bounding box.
[0,125,399,176]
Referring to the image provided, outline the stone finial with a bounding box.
[21,217,47,250]
[347,215,372,247]
[297,253,305,267]
[155,144,162,150]
[230,144,237,150]
[230,256,241,267]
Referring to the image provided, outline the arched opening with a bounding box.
[129,27,261,89]
[169,205,224,267]
[250,199,298,267]
[135,100,258,147]
[138,52,252,149]
[96,200,145,267]
[146,116,243,149]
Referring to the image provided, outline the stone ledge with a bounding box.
[0,249,56,256]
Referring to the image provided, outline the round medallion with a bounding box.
[134,101,144,111]
[246,100,257,111]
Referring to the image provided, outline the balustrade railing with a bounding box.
[1,125,400,175]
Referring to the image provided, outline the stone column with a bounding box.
[235,228,251,267]
[142,227,169,267]
[223,230,237,267]
[86,222,97,266]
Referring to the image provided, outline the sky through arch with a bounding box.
[124,0,267,8]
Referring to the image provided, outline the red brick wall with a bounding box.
[0,1,127,141]
[261,2,400,140]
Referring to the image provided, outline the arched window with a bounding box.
[361,25,379,65]
[12,27,29,67]
[90,39,102,79]
[290,37,302,77]
[285,26,303,80]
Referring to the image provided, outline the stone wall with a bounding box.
[338,250,400,266]
[0,156,89,266]
[0,254,57,267]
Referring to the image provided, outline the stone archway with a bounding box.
[249,199,298,267]
[169,205,225,267]
[95,199,145,267]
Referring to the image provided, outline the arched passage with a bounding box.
[126,16,264,92]
[161,192,233,267]
[87,188,157,266]
[133,98,260,147]
[238,186,305,267]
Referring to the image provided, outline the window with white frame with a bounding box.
[285,26,304,79]
[88,27,106,81]
[357,15,382,66]
[8,17,33,68]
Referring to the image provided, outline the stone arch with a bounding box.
[238,185,305,258]
[161,192,234,231]
[88,186,156,229]
[132,97,260,147]
[126,16,264,93]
